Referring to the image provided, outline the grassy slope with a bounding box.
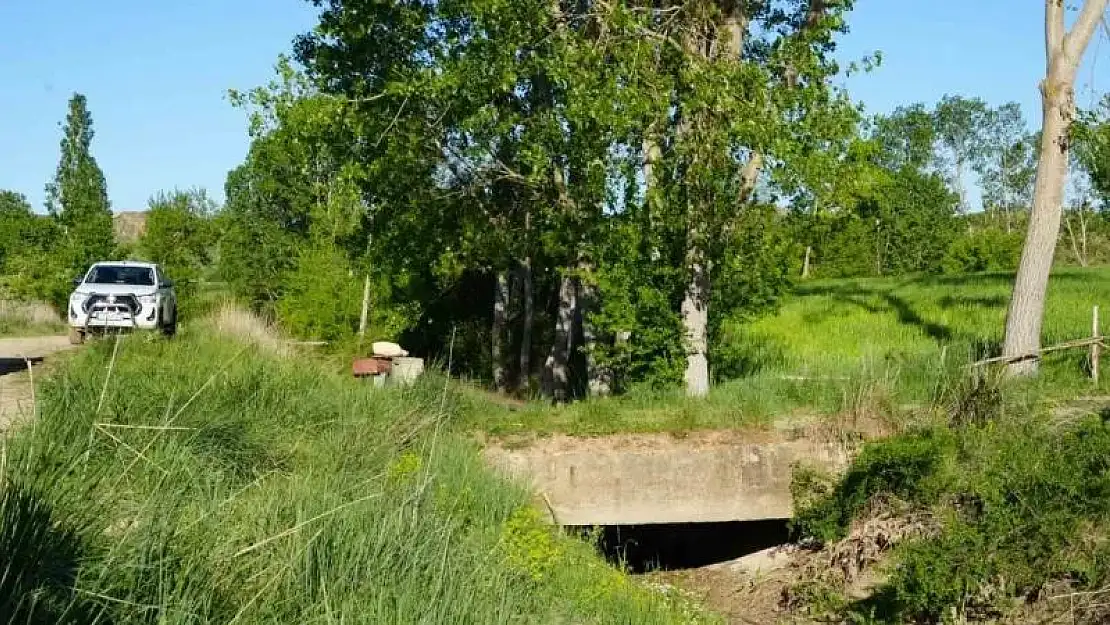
[469,268,1110,437]
[1,330,712,624]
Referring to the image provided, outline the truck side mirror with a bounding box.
[72,276,82,287]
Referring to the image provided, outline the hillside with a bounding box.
[113,210,147,244]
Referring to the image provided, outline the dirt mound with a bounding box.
[113,211,148,244]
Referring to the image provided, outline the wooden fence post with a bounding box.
[1092,305,1101,383]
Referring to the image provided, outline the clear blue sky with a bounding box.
[1,1,1109,213]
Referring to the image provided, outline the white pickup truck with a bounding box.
[67,261,178,344]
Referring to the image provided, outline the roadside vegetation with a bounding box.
[788,376,1110,624]
[0,322,711,624]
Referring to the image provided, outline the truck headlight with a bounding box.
[138,295,158,305]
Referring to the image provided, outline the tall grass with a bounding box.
[0,300,65,337]
[0,329,713,623]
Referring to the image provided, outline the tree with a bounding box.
[139,188,217,296]
[871,104,939,172]
[933,94,992,212]
[1002,0,1109,375]
[0,191,37,268]
[976,103,1037,230]
[45,93,114,276]
[1074,94,1110,208]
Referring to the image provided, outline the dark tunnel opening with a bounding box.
[569,518,792,574]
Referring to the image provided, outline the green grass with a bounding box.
[736,267,1110,372]
[468,268,1110,438]
[0,329,714,624]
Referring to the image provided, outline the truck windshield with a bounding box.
[86,266,155,286]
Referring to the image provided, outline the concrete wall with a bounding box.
[484,435,854,526]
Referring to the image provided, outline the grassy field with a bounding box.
[467,268,1110,438]
[1,326,712,623]
[0,299,66,337]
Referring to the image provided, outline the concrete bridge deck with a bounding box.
[483,431,856,526]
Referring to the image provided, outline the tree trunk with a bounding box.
[544,271,578,403]
[955,156,969,213]
[358,273,371,340]
[578,261,609,397]
[1065,214,1086,267]
[492,270,510,392]
[1081,208,1089,262]
[802,245,813,278]
[517,257,533,392]
[642,133,663,261]
[682,248,710,398]
[1002,0,1107,375]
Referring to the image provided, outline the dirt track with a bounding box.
[0,335,75,430]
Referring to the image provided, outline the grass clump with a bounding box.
[0,330,714,624]
[791,384,1110,623]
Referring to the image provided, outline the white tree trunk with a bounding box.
[682,250,710,397]
[358,273,371,339]
[544,271,577,402]
[492,270,510,392]
[802,245,813,278]
[1002,0,1107,374]
[1065,214,1086,267]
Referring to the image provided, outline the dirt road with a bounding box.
[0,335,75,430]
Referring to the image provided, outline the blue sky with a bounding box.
[1,1,1109,212]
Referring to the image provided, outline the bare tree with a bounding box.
[1002,0,1109,374]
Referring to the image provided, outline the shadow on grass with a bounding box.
[937,294,1008,310]
[0,479,110,625]
[794,279,1008,356]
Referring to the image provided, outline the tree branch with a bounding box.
[1063,0,1110,65]
[1047,0,1066,68]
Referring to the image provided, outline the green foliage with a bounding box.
[942,224,1024,274]
[1075,94,1110,209]
[274,243,417,343]
[139,188,217,299]
[795,412,1110,623]
[0,192,56,269]
[865,167,960,275]
[792,428,957,543]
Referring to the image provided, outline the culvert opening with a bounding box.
[570,519,791,574]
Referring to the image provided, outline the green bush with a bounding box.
[792,427,958,543]
[941,227,1023,274]
[794,409,1110,623]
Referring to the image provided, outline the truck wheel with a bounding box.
[68,327,85,345]
[162,309,177,338]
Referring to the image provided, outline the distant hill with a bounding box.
[114,211,148,244]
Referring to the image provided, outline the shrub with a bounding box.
[792,427,958,544]
[941,227,1023,274]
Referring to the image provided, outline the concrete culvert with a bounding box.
[570,518,791,574]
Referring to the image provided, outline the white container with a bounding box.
[389,357,425,387]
